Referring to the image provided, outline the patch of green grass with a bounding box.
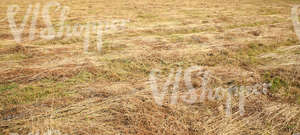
[292,48,300,54]
[0,83,18,92]
[72,71,94,83]
[226,17,287,30]
[96,53,185,82]
[296,95,300,105]
[97,58,152,81]
[169,34,185,43]
[0,53,28,61]
[263,72,289,93]
[190,38,299,69]
[33,37,82,46]
[101,42,128,54]
[283,124,296,132]
[218,42,271,67]
[1,70,96,107]
[3,84,52,105]
[236,38,298,65]
[258,8,282,15]
[138,26,216,37]
[137,12,158,22]
[270,77,288,93]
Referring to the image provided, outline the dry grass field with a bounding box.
[0,0,300,134]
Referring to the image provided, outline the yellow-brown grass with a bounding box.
[0,0,300,134]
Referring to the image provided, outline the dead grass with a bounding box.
[0,0,300,134]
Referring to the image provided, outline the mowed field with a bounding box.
[0,0,300,134]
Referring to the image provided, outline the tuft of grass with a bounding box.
[0,83,18,92]
[270,77,288,93]
[297,95,300,105]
